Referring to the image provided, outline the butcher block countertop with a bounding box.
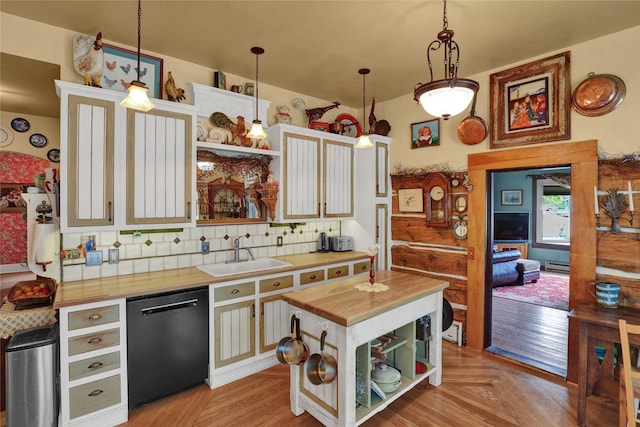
[54,251,368,309]
[281,270,449,327]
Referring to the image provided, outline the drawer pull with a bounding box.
[88,337,103,344]
[231,289,240,294]
[309,275,316,280]
[360,265,367,271]
[88,361,104,370]
[335,270,342,275]
[88,314,102,321]
[88,389,104,397]
[272,281,281,287]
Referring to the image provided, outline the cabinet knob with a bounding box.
[272,281,281,287]
[88,389,104,397]
[88,337,103,344]
[309,275,316,280]
[88,314,102,321]
[231,289,240,294]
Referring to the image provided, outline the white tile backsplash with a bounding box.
[61,221,341,282]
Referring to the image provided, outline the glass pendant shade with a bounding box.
[415,79,478,119]
[356,134,373,148]
[247,119,267,139]
[120,81,155,112]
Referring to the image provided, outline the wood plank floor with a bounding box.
[114,342,617,427]
[491,296,568,376]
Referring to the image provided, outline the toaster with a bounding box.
[329,236,354,252]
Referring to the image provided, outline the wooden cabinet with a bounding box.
[343,134,392,270]
[56,80,197,231]
[267,124,354,221]
[125,108,194,226]
[495,242,528,258]
[214,300,256,368]
[59,299,128,427]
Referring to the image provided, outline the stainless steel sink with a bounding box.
[197,258,292,277]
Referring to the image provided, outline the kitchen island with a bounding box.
[281,270,448,426]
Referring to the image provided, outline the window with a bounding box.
[533,178,570,249]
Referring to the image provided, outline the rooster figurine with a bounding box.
[73,32,104,87]
[165,71,185,102]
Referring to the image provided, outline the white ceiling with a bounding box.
[1,1,639,118]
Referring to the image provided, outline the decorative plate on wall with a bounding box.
[11,117,30,132]
[0,126,14,147]
[29,133,48,148]
[47,149,60,162]
[572,73,626,117]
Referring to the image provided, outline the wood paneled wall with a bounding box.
[390,174,469,336]
[596,160,640,307]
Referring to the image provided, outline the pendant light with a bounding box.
[120,0,155,112]
[355,68,373,149]
[246,46,267,140]
[413,0,479,120]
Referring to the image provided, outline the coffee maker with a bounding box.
[317,232,329,253]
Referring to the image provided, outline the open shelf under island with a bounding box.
[281,270,448,426]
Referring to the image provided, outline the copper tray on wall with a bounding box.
[572,73,626,117]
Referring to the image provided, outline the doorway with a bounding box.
[487,167,570,376]
[465,140,598,384]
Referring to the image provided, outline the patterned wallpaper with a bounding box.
[0,151,51,264]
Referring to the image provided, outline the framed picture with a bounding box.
[489,51,570,148]
[102,44,163,99]
[311,121,330,132]
[501,190,523,206]
[411,119,439,149]
[0,183,27,213]
[398,188,423,212]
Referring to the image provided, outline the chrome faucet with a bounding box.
[228,237,255,263]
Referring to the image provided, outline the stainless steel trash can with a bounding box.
[6,324,59,427]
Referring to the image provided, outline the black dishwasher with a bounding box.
[127,286,209,409]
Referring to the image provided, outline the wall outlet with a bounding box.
[277,236,283,247]
[86,250,103,266]
[201,241,210,254]
[108,249,119,264]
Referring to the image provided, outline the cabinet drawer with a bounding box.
[69,374,121,420]
[68,304,120,331]
[214,281,255,302]
[354,261,370,275]
[69,351,120,382]
[300,270,325,286]
[327,265,348,280]
[68,328,120,357]
[259,275,294,293]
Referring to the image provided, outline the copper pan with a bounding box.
[457,93,487,145]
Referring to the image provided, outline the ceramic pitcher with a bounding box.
[587,282,621,309]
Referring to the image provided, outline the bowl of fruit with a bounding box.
[7,278,57,310]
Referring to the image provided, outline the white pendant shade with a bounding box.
[247,120,267,139]
[120,82,155,112]
[417,84,475,119]
[355,134,373,148]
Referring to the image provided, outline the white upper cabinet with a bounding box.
[267,124,354,221]
[56,80,197,231]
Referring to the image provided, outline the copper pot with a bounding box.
[457,94,487,145]
[306,330,337,385]
[276,315,309,365]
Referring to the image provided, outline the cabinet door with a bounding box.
[214,300,255,367]
[375,142,389,197]
[376,204,389,270]
[259,295,289,353]
[283,132,320,219]
[323,139,354,217]
[65,95,115,228]
[126,108,193,225]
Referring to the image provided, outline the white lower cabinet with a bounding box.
[59,300,128,427]
[208,258,367,389]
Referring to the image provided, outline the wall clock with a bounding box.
[336,113,362,138]
[426,172,449,227]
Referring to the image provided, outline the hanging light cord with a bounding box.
[362,72,366,129]
[255,49,259,120]
[136,0,142,83]
[442,0,448,30]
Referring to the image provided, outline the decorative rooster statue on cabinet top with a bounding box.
[72,32,104,87]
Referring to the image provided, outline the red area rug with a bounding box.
[492,271,570,311]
